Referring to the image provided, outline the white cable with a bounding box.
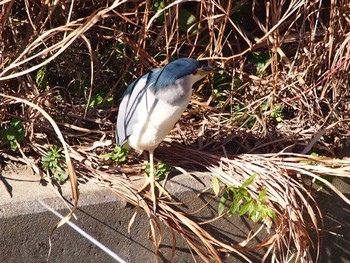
[39,200,127,263]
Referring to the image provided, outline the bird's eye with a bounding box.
[193,69,198,75]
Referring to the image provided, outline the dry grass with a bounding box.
[1,0,350,262]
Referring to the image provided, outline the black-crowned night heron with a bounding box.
[116,58,218,213]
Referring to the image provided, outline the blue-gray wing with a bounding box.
[116,68,160,146]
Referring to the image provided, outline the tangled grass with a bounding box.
[1,0,350,262]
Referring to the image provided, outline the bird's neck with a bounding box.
[153,77,193,105]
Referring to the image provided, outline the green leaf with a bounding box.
[248,51,271,76]
[0,117,25,150]
[155,162,172,177]
[152,0,164,12]
[178,7,198,33]
[248,203,258,217]
[258,188,267,204]
[233,190,242,203]
[6,134,15,141]
[239,199,253,216]
[145,161,171,177]
[229,201,240,216]
[250,206,260,222]
[114,146,128,162]
[36,65,48,89]
[315,174,335,187]
[88,91,114,109]
[261,102,269,111]
[241,174,256,188]
[266,208,275,218]
[270,104,283,122]
[212,177,220,196]
[41,145,66,182]
[218,190,228,215]
[9,140,17,150]
[102,146,128,163]
[238,187,248,196]
[54,167,68,184]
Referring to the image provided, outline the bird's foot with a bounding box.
[137,176,171,214]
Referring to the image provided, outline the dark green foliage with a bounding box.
[88,90,113,109]
[41,145,67,183]
[101,146,128,163]
[214,174,275,222]
[301,152,335,187]
[36,66,48,89]
[248,51,272,76]
[145,161,172,178]
[0,117,25,150]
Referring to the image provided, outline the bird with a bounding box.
[116,57,218,213]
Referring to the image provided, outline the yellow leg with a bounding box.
[137,150,171,214]
[149,149,156,213]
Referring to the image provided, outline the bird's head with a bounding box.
[152,58,218,92]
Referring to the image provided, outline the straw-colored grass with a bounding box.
[1,0,350,262]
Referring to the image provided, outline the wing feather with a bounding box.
[116,68,160,146]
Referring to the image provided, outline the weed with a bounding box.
[248,51,272,76]
[231,104,257,128]
[101,146,128,163]
[145,161,172,178]
[301,152,335,187]
[36,65,48,89]
[0,117,25,150]
[88,91,114,109]
[262,102,284,122]
[213,174,275,223]
[41,145,67,183]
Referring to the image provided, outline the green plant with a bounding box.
[213,174,275,223]
[41,145,67,183]
[35,65,48,89]
[210,73,234,107]
[88,91,114,109]
[0,117,25,150]
[262,102,284,122]
[152,1,198,34]
[231,104,257,129]
[101,146,128,162]
[270,106,283,122]
[145,161,172,178]
[248,51,272,76]
[301,152,335,187]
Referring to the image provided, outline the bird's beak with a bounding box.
[200,64,220,75]
[202,64,219,72]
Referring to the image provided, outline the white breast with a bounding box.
[128,80,192,153]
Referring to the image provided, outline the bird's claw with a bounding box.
[137,176,171,214]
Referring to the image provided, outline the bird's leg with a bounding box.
[149,149,156,213]
[137,150,171,214]
[136,149,157,213]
